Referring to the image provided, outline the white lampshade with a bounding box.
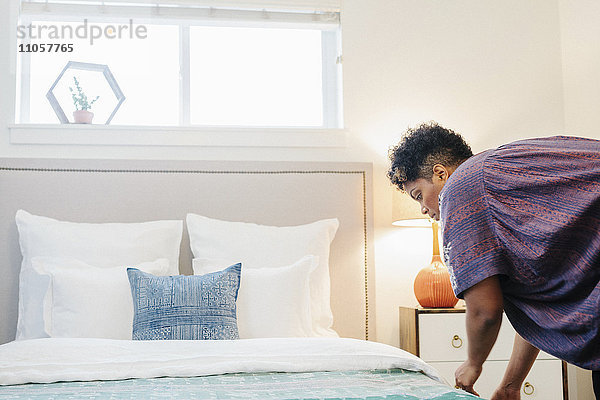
[391,189,430,227]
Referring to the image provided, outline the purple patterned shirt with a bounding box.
[440,136,600,369]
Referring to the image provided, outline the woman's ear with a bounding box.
[432,164,449,182]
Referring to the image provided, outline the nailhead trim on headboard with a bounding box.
[0,167,370,340]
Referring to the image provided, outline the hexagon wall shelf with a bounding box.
[46,61,125,125]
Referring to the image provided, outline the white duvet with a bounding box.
[0,337,445,386]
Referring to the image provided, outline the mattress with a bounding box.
[0,337,478,399]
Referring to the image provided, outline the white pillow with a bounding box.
[15,210,183,340]
[31,257,170,339]
[193,256,317,338]
[186,213,339,337]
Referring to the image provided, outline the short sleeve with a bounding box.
[440,151,508,298]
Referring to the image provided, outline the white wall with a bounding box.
[0,0,596,396]
[560,0,600,140]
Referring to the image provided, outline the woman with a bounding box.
[388,122,600,399]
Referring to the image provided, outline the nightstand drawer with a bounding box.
[419,313,515,362]
[429,359,563,400]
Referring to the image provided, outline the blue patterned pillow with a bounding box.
[127,264,241,340]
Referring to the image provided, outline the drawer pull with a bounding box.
[523,382,534,395]
[451,335,463,348]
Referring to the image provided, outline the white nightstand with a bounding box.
[399,306,568,399]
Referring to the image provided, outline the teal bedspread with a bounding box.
[0,369,479,400]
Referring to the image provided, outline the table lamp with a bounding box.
[392,190,458,308]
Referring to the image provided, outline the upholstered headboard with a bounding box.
[0,158,374,344]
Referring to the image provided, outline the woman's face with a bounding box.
[403,164,450,221]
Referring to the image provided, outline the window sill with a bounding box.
[8,124,348,148]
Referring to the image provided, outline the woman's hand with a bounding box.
[454,359,482,396]
[490,385,521,400]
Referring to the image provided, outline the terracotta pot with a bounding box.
[413,221,458,308]
[73,110,94,124]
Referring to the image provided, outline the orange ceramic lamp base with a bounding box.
[413,221,458,308]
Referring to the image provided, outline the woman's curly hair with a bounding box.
[388,122,473,192]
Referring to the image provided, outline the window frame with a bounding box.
[16,12,343,130]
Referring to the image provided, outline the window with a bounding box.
[189,27,323,127]
[16,1,342,129]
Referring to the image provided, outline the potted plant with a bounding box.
[69,76,99,124]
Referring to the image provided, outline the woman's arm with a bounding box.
[455,275,504,395]
[490,334,540,400]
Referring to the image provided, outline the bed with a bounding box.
[0,158,477,399]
